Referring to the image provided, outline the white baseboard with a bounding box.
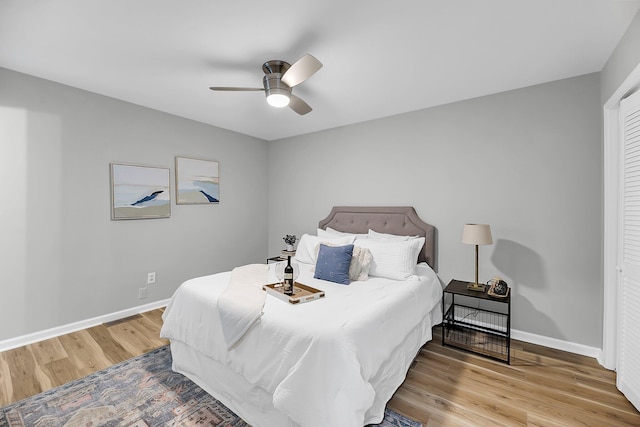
[0,299,170,353]
[511,328,604,365]
[447,311,605,365]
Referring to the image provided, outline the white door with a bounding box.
[619,88,640,411]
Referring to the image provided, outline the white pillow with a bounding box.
[355,237,425,280]
[295,234,356,265]
[349,246,374,281]
[368,229,418,241]
[318,227,368,239]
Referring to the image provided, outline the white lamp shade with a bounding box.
[462,224,493,245]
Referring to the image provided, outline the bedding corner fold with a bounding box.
[217,263,269,349]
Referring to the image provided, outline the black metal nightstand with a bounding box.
[267,250,295,264]
[442,279,511,364]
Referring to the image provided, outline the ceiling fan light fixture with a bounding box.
[266,89,290,108]
[210,54,322,115]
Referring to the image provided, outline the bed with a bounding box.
[160,206,442,426]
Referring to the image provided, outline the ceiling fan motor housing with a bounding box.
[263,74,292,97]
[262,60,293,101]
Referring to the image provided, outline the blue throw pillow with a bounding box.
[314,244,354,285]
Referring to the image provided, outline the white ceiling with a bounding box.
[1,1,639,141]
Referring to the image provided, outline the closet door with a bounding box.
[620,89,640,411]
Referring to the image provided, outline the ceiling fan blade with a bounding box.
[281,54,323,87]
[209,87,264,91]
[289,94,312,115]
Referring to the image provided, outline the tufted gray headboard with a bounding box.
[318,206,436,269]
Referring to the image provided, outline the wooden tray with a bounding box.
[263,282,325,304]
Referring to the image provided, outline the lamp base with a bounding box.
[467,282,486,292]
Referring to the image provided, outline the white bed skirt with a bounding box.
[169,304,442,427]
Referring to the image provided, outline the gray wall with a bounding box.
[268,73,603,348]
[0,67,268,341]
[0,66,606,349]
[601,10,640,102]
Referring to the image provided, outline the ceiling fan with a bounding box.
[209,54,322,115]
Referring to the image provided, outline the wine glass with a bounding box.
[293,261,301,277]
[275,261,285,286]
[289,261,300,293]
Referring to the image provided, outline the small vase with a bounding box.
[286,244,294,251]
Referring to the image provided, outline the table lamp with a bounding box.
[462,224,493,291]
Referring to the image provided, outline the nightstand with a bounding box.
[442,279,511,364]
[266,250,296,264]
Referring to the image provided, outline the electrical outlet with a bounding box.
[147,272,156,284]
[139,288,147,299]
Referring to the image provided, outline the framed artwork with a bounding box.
[175,157,220,204]
[110,163,171,220]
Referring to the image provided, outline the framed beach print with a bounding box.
[175,157,220,204]
[110,163,171,220]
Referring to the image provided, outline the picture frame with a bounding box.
[175,156,220,205]
[110,163,171,220]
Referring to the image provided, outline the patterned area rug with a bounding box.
[0,346,421,427]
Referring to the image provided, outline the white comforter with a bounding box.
[160,262,442,427]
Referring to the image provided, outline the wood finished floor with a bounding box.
[0,308,638,426]
[0,309,169,409]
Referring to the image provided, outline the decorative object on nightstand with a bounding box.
[462,223,493,292]
[487,277,510,298]
[283,234,298,251]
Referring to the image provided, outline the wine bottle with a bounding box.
[284,256,294,295]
